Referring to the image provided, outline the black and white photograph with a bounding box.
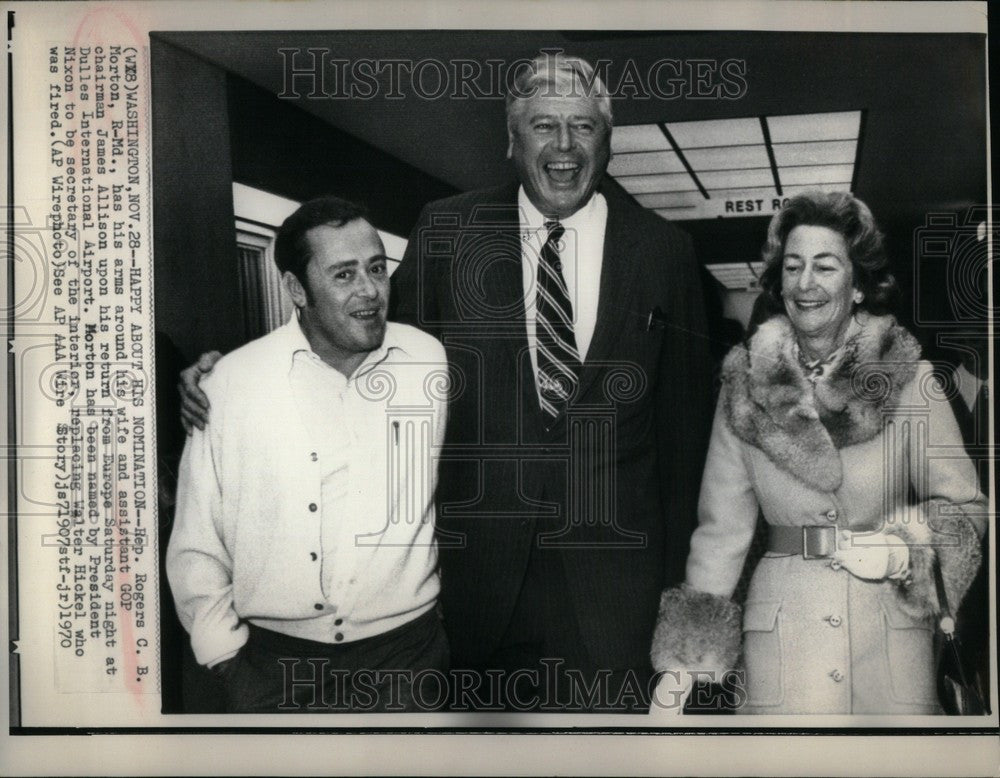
[150,25,992,719]
[2,1,996,774]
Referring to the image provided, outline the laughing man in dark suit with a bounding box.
[389,52,713,711]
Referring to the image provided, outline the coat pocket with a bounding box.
[742,600,784,708]
[878,593,937,706]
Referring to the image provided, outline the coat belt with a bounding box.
[767,525,837,559]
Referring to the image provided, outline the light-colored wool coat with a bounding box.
[651,313,987,714]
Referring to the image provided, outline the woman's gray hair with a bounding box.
[758,190,899,315]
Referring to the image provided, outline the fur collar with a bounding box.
[722,313,921,492]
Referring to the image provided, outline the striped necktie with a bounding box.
[535,221,580,418]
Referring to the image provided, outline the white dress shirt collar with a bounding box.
[517,186,605,237]
[270,312,408,378]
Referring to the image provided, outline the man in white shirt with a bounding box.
[167,196,449,712]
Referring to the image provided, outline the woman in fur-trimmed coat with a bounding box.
[651,192,987,715]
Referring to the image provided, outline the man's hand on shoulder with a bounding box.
[179,350,222,433]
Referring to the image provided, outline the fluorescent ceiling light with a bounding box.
[610,111,863,221]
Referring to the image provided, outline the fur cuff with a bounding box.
[650,585,742,678]
[888,501,983,619]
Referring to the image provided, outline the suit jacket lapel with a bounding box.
[467,180,528,342]
[575,181,643,402]
[463,183,546,433]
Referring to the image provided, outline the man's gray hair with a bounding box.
[505,51,613,130]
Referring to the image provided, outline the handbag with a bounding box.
[932,554,989,715]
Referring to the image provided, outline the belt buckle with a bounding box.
[802,525,836,560]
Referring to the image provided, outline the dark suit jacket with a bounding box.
[390,178,713,672]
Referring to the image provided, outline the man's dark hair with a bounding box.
[274,195,370,292]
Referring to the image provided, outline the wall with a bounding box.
[150,38,244,362]
[227,76,458,239]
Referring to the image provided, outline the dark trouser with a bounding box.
[221,608,449,713]
[465,540,650,713]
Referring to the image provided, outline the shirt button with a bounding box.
[309,552,318,561]
[314,603,324,611]
[830,669,845,682]
[334,618,343,626]
[825,510,838,522]
[310,452,318,462]
[334,633,344,642]
[827,615,842,627]
[308,503,318,512]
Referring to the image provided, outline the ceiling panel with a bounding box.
[666,117,764,148]
[772,139,857,166]
[700,168,776,190]
[611,123,672,153]
[607,150,683,176]
[685,144,771,171]
[615,171,697,194]
[767,110,862,142]
[780,163,855,185]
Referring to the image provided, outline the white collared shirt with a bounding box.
[167,316,448,666]
[518,186,608,386]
